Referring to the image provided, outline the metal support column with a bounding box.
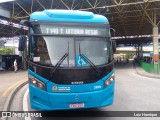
[140,41,143,59]
[135,44,138,56]
[137,43,140,60]
[153,10,159,64]
[23,44,27,70]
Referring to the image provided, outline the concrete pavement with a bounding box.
[0,70,27,111]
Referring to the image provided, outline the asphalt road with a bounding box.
[5,60,160,120]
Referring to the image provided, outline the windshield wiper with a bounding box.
[78,43,102,75]
[50,52,69,77]
[50,42,69,77]
[80,54,102,75]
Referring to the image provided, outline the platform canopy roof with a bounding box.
[0,0,160,44]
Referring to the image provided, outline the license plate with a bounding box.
[69,103,84,108]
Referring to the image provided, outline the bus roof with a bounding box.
[30,9,108,23]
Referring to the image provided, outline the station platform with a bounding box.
[133,61,160,79]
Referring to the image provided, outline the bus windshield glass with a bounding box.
[30,23,111,67]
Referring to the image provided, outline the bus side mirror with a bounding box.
[112,40,116,53]
[20,20,31,26]
[18,36,27,51]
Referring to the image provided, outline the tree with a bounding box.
[125,53,133,59]
[0,48,14,55]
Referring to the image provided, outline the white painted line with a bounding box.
[23,88,31,120]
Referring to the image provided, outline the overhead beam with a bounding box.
[111,0,127,36]
[60,0,70,10]
[80,0,160,11]
[35,0,46,10]
[16,1,30,16]
[137,0,152,36]
[86,0,98,14]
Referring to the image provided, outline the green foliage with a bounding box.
[0,48,14,55]
[125,53,134,59]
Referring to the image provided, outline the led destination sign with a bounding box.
[33,25,109,36]
[45,27,99,35]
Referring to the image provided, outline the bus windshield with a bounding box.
[30,36,111,67]
[29,23,112,67]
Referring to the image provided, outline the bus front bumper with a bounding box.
[29,82,115,110]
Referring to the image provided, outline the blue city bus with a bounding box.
[19,10,116,110]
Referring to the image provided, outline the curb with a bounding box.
[133,61,160,79]
[1,81,28,120]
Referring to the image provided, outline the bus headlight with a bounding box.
[29,75,46,91]
[104,73,115,88]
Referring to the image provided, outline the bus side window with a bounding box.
[109,41,113,62]
[31,36,35,56]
